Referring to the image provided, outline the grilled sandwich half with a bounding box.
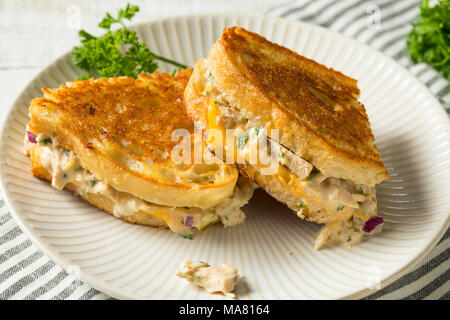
[25,69,254,239]
[185,27,389,249]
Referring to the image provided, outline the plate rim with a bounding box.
[0,13,449,300]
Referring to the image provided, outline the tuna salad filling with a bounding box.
[177,260,239,298]
[24,130,255,239]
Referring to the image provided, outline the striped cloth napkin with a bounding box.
[0,0,448,300]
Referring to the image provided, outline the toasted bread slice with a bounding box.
[205,27,388,186]
[27,69,238,209]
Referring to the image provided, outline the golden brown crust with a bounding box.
[29,146,168,229]
[206,27,389,186]
[27,70,238,208]
[40,70,193,161]
[31,70,192,168]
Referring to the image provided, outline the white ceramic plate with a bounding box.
[1,14,449,300]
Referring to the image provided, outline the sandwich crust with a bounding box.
[28,69,238,208]
[206,27,389,186]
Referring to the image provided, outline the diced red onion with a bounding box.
[184,215,194,227]
[363,216,384,233]
[27,131,37,143]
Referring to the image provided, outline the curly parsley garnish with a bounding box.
[406,0,450,82]
[72,4,187,79]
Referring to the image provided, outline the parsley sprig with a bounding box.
[72,4,187,79]
[406,0,450,82]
